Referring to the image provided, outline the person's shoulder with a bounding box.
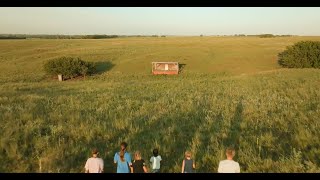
[125,152,131,158]
[85,157,92,162]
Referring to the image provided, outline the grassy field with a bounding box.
[0,36,320,173]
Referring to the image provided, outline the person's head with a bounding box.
[226,147,236,159]
[92,148,99,158]
[119,149,125,162]
[120,142,128,151]
[153,149,159,157]
[134,151,142,160]
[185,151,192,159]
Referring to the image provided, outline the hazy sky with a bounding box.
[1,7,320,35]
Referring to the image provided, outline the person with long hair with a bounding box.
[114,142,132,173]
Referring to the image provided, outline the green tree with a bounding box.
[44,57,96,80]
[278,41,320,68]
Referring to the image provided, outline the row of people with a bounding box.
[84,142,240,173]
[113,142,161,173]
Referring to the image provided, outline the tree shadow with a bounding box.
[224,99,244,151]
[95,61,115,75]
[124,108,206,173]
[179,64,186,73]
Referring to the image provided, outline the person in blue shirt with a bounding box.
[114,142,132,173]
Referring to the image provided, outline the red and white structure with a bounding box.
[152,62,179,75]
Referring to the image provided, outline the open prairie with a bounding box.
[1,36,320,172]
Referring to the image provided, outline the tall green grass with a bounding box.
[1,69,320,172]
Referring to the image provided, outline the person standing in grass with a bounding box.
[218,147,240,173]
[84,148,104,173]
[130,151,148,173]
[114,142,132,173]
[181,151,195,173]
[150,148,162,173]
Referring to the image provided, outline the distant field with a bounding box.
[0,37,320,173]
[0,36,320,83]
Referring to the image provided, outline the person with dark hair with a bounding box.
[120,142,128,150]
[181,151,195,173]
[150,148,162,173]
[131,151,148,173]
[218,147,240,173]
[84,148,104,173]
[114,142,132,173]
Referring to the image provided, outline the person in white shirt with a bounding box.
[218,147,240,173]
[150,149,162,173]
[84,148,104,173]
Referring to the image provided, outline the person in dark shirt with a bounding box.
[130,151,148,173]
[181,151,195,173]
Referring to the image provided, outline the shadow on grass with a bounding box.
[95,61,115,75]
[224,99,244,150]
[123,108,206,173]
[179,63,186,73]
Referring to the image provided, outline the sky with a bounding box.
[0,7,320,36]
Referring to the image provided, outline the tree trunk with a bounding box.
[58,74,63,81]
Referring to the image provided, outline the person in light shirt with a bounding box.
[150,148,162,173]
[218,147,240,173]
[84,148,104,173]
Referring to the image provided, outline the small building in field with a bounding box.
[152,62,179,75]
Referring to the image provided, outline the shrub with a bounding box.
[278,41,320,68]
[44,57,96,79]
